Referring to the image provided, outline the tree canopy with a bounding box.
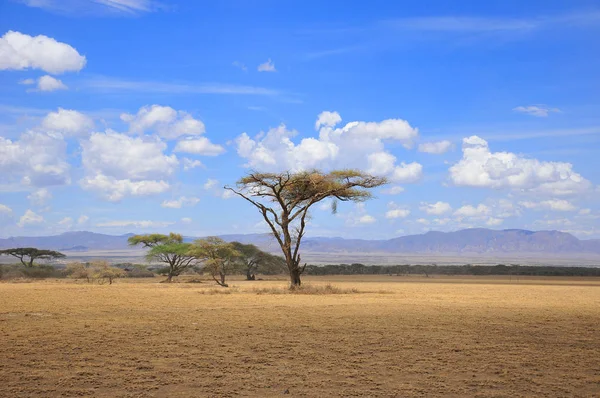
[0,248,66,267]
[189,237,241,287]
[230,242,286,280]
[128,233,197,282]
[226,169,386,286]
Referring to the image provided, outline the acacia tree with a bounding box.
[226,170,386,287]
[230,242,286,280]
[0,248,65,267]
[190,237,241,287]
[128,233,197,282]
[90,261,126,285]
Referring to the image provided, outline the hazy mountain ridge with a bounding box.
[1,229,599,256]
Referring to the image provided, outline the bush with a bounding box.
[254,284,360,295]
[0,264,65,280]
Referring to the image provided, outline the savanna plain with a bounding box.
[1,275,599,397]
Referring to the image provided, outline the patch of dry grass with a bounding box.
[254,283,360,295]
[0,276,599,397]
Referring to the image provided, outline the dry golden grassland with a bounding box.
[1,275,599,397]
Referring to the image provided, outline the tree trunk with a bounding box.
[166,273,173,283]
[289,267,302,287]
[220,272,228,287]
[246,268,255,280]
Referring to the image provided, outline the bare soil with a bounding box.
[1,275,599,397]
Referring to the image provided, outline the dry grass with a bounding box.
[254,283,360,295]
[0,275,599,397]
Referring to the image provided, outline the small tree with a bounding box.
[90,261,125,285]
[0,248,65,267]
[230,242,286,280]
[128,233,197,282]
[226,170,386,287]
[190,237,241,287]
[66,262,91,283]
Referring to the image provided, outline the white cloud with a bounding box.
[382,185,405,195]
[120,105,205,140]
[175,137,225,156]
[386,209,410,219]
[235,113,420,181]
[77,215,89,224]
[58,217,73,226]
[20,0,165,15]
[0,131,70,187]
[420,201,452,215]
[518,199,577,212]
[203,179,218,190]
[182,158,203,171]
[315,111,342,130]
[416,218,430,225]
[0,31,86,74]
[390,162,423,183]
[19,78,35,85]
[454,204,491,218]
[81,131,178,181]
[232,61,247,71]
[41,108,94,136]
[17,209,44,227]
[181,217,192,224]
[221,189,235,199]
[28,188,52,206]
[449,136,591,196]
[486,217,503,226]
[36,75,68,91]
[358,215,376,224]
[418,140,452,154]
[257,58,276,72]
[161,196,200,209]
[96,220,175,228]
[80,174,170,202]
[0,204,13,214]
[513,105,561,117]
[579,208,591,215]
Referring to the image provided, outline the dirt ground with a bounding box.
[1,275,599,397]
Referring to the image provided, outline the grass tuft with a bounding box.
[254,283,361,295]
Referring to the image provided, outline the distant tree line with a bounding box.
[303,263,600,277]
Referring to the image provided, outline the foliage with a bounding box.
[90,261,126,284]
[66,262,91,282]
[303,263,600,277]
[0,248,65,267]
[230,242,286,280]
[189,237,242,287]
[128,233,197,282]
[226,169,386,286]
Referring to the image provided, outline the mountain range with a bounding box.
[1,229,599,258]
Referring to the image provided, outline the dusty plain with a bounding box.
[0,275,599,397]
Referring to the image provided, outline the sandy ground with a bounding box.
[0,275,599,397]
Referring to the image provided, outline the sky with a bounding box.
[0,0,599,240]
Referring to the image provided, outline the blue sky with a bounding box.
[0,0,599,239]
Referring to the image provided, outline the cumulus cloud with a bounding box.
[81,131,178,181]
[418,140,452,154]
[28,188,52,206]
[315,111,342,130]
[181,217,192,224]
[120,105,205,140]
[0,204,13,214]
[18,209,44,227]
[420,201,452,215]
[182,158,203,171]
[58,217,73,226]
[518,199,577,212]
[235,113,421,184]
[77,215,89,224]
[257,58,276,72]
[0,131,70,187]
[449,136,591,196]
[80,174,170,202]
[161,196,200,209]
[174,137,225,156]
[386,201,411,219]
[41,108,94,136]
[454,204,491,218]
[513,105,560,117]
[79,132,176,201]
[382,185,405,195]
[36,75,68,91]
[203,179,218,190]
[0,31,86,74]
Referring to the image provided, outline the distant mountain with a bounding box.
[0,231,134,251]
[1,229,599,258]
